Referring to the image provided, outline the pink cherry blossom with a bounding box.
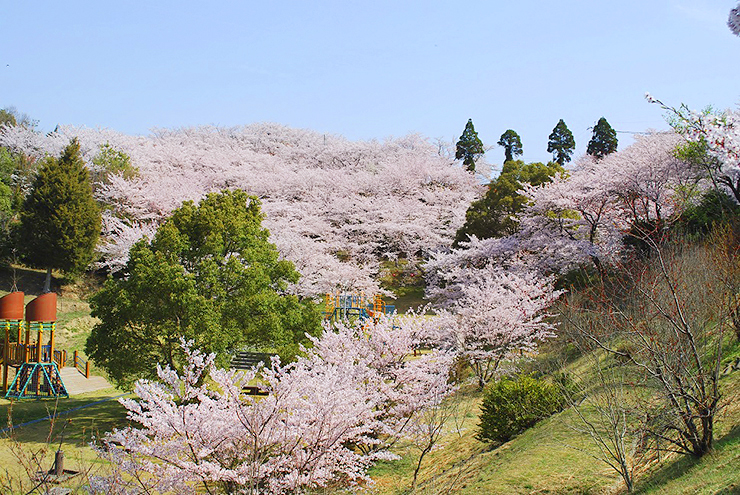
[91,313,456,494]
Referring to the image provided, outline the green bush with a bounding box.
[478,374,564,443]
[678,189,739,236]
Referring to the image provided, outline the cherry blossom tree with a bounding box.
[517,131,698,274]
[0,123,479,297]
[95,213,158,273]
[425,131,700,328]
[424,237,528,307]
[646,95,740,204]
[393,351,458,490]
[90,314,456,494]
[730,3,740,36]
[91,345,387,494]
[519,164,624,275]
[428,268,563,387]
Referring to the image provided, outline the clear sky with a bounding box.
[2,1,739,169]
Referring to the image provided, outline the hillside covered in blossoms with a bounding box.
[0,123,480,297]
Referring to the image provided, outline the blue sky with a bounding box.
[2,1,739,168]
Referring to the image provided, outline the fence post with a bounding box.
[85,360,90,379]
[74,350,78,369]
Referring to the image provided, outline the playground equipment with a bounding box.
[323,293,395,323]
[1,291,25,394]
[2,292,69,399]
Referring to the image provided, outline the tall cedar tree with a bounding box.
[547,119,576,165]
[497,129,523,163]
[454,160,563,245]
[19,138,100,292]
[86,189,321,389]
[587,117,618,159]
[455,119,485,172]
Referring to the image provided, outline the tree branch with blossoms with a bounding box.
[90,312,458,494]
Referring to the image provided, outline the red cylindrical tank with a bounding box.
[0,291,24,320]
[26,293,57,322]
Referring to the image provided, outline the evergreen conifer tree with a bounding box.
[455,119,485,172]
[586,117,618,159]
[547,119,576,165]
[19,138,101,292]
[497,129,523,163]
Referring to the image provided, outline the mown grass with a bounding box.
[633,425,740,494]
[0,388,129,494]
[5,349,737,494]
[629,370,740,494]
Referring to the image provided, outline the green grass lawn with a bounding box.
[0,389,129,494]
[368,390,618,494]
[2,343,738,494]
[386,286,429,314]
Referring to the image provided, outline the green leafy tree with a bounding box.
[586,117,618,159]
[497,129,523,163]
[86,189,321,389]
[547,119,576,165]
[455,119,485,172]
[92,142,139,184]
[18,138,100,292]
[454,160,564,245]
[0,148,16,213]
[0,106,38,212]
[0,106,36,128]
[0,109,16,128]
[0,149,16,262]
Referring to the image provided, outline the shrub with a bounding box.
[678,189,739,236]
[478,374,564,443]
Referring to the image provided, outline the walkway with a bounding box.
[59,367,113,395]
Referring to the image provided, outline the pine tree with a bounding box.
[455,119,485,172]
[497,129,523,163]
[587,117,618,160]
[547,119,576,165]
[19,138,101,292]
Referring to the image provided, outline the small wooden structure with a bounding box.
[3,292,69,399]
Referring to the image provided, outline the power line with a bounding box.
[615,130,652,135]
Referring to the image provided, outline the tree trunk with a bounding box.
[620,459,633,492]
[43,267,52,293]
[411,446,431,492]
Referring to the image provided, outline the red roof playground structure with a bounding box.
[1,292,69,399]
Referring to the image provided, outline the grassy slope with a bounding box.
[368,356,740,495]
[631,371,740,495]
[5,358,737,494]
